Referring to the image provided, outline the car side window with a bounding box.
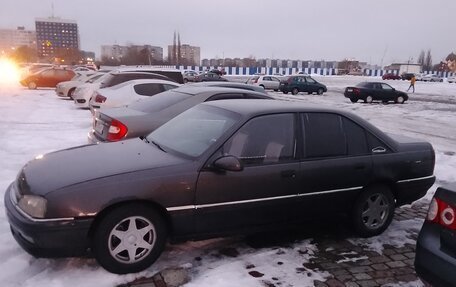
[206,93,244,101]
[381,83,393,90]
[271,77,280,82]
[163,84,177,91]
[263,77,271,81]
[222,113,295,165]
[306,77,317,84]
[41,70,55,77]
[133,83,163,96]
[342,117,369,156]
[302,113,346,158]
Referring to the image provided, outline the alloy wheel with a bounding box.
[361,193,389,230]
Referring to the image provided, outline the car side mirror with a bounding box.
[213,155,243,172]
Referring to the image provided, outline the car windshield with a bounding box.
[146,104,240,158]
[85,73,104,83]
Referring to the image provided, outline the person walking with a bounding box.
[407,75,416,93]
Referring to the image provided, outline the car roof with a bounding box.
[200,99,347,116]
[187,82,269,94]
[111,66,181,73]
[170,85,271,98]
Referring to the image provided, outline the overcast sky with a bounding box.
[1,0,454,65]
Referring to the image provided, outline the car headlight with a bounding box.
[18,195,47,218]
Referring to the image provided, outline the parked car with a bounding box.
[400,73,416,80]
[88,79,180,110]
[5,99,435,274]
[246,75,281,91]
[55,72,106,98]
[415,184,456,287]
[194,72,228,82]
[182,70,199,83]
[344,82,408,104]
[279,75,327,95]
[447,75,456,83]
[20,67,76,89]
[88,86,273,143]
[422,74,443,82]
[382,73,401,80]
[73,71,177,108]
[189,81,267,93]
[415,73,425,81]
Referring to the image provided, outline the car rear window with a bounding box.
[128,90,193,113]
[356,82,370,88]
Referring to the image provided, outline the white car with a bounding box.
[89,79,180,111]
[246,75,281,91]
[422,74,443,82]
[55,72,103,98]
[72,73,111,108]
[447,75,456,83]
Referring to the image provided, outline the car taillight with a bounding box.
[95,94,107,103]
[353,88,360,94]
[106,119,128,141]
[427,197,456,230]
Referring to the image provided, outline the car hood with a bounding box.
[20,139,188,196]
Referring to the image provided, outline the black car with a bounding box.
[189,81,267,94]
[401,73,415,81]
[415,184,456,287]
[279,75,327,95]
[194,72,228,82]
[88,86,272,143]
[5,100,435,274]
[344,82,408,104]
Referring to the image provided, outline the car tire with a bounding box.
[68,88,76,99]
[183,78,188,84]
[291,88,299,95]
[364,95,373,103]
[92,203,168,274]
[274,89,278,92]
[352,185,395,237]
[395,96,405,104]
[283,91,288,94]
[350,98,358,103]
[317,88,324,95]
[28,82,37,90]
[260,85,265,90]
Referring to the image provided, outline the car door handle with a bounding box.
[281,170,296,178]
[372,146,386,153]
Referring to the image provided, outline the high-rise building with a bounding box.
[0,27,36,53]
[35,17,79,59]
[101,44,163,63]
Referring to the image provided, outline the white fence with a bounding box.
[175,65,456,78]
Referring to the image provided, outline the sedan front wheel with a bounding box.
[395,96,405,104]
[92,204,167,274]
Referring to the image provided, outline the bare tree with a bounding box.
[424,50,432,71]
[417,50,425,68]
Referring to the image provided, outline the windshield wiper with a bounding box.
[150,140,166,152]
[140,136,150,143]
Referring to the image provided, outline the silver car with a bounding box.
[246,75,281,91]
[422,74,443,82]
[55,72,105,98]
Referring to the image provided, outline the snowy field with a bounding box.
[0,76,455,286]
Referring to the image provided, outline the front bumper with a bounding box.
[4,183,94,258]
[415,223,456,287]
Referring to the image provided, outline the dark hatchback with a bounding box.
[279,75,327,95]
[415,184,456,287]
[5,100,435,274]
[194,72,228,82]
[20,67,76,89]
[344,82,408,104]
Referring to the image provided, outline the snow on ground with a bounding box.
[0,76,455,286]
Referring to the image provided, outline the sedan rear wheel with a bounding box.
[28,82,37,90]
[350,98,358,103]
[364,95,373,103]
[395,96,405,104]
[92,204,167,274]
[352,185,395,237]
[291,88,299,95]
